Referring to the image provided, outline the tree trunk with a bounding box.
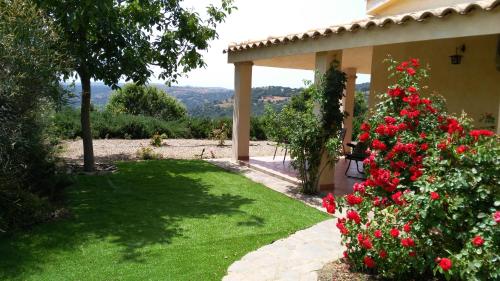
[80,72,94,172]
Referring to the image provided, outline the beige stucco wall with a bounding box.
[368,0,476,16]
[370,34,500,130]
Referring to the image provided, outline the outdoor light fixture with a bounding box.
[450,44,466,65]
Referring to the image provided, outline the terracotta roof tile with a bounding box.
[224,0,500,53]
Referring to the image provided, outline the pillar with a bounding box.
[315,51,342,190]
[232,61,253,161]
[343,68,357,148]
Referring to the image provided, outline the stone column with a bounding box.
[232,61,253,161]
[315,51,342,190]
[342,68,357,149]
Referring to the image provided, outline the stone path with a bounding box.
[207,159,344,281]
[222,219,342,281]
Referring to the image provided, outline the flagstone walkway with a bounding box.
[207,159,346,281]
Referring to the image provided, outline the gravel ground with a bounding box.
[60,139,284,163]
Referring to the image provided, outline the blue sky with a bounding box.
[152,0,371,88]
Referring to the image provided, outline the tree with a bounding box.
[34,0,235,171]
[106,84,187,121]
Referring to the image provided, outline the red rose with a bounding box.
[472,235,484,247]
[374,229,382,238]
[456,145,469,154]
[346,194,363,206]
[420,143,429,151]
[379,250,388,259]
[336,218,349,235]
[361,123,370,131]
[372,139,387,150]
[410,58,420,67]
[391,191,404,206]
[406,67,416,76]
[409,251,416,257]
[363,256,376,268]
[469,129,495,141]
[430,192,440,200]
[403,222,412,233]
[401,237,415,247]
[343,251,349,259]
[438,258,452,271]
[359,132,370,142]
[384,116,397,124]
[347,210,361,224]
[494,211,500,223]
[437,141,447,150]
[322,193,336,214]
[407,86,417,93]
[361,237,373,249]
[390,228,400,238]
[353,182,366,194]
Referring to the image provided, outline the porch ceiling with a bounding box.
[252,46,374,74]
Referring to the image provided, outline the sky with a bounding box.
[153,0,370,89]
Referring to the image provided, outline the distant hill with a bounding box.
[66,82,370,117]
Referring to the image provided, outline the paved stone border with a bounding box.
[207,159,344,281]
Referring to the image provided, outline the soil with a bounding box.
[317,259,378,281]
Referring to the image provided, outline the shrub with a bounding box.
[136,147,162,160]
[150,133,163,147]
[52,109,268,141]
[210,121,229,146]
[106,83,187,121]
[323,58,499,280]
[0,0,71,232]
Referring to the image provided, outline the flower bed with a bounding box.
[323,58,499,280]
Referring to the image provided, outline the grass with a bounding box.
[0,160,328,280]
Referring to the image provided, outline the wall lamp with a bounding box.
[450,44,466,65]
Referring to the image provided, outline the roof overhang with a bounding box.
[226,0,500,69]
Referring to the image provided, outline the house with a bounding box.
[225,0,500,189]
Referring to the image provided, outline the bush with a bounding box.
[52,109,268,141]
[0,0,71,232]
[106,83,187,121]
[150,133,163,147]
[136,147,162,160]
[323,58,499,280]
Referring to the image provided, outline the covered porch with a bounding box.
[226,1,500,191]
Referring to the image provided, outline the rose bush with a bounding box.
[323,58,499,280]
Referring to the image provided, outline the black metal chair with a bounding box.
[345,141,368,179]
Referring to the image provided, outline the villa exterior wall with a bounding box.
[369,34,500,131]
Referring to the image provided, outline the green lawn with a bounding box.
[0,160,328,281]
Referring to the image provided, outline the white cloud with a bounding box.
[153,0,370,88]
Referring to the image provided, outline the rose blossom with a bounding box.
[374,229,382,238]
[363,256,376,268]
[347,210,361,224]
[322,193,336,214]
[430,192,440,200]
[494,211,500,223]
[390,228,400,238]
[437,257,452,271]
[471,235,484,247]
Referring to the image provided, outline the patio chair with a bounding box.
[344,141,368,179]
[273,139,289,164]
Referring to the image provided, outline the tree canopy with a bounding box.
[33,0,235,171]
